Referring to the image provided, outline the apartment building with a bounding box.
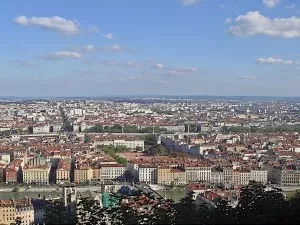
[232,170,240,186]
[94,139,144,150]
[268,166,300,186]
[250,170,268,184]
[231,169,268,186]
[4,166,17,184]
[157,167,171,185]
[92,166,101,182]
[210,171,225,184]
[240,171,251,186]
[170,168,186,185]
[23,164,51,184]
[32,125,50,134]
[56,159,71,183]
[280,169,300,186]
[223,167,233,184]
[185,165,211,182]
[74,166,93,183]
[100,164,125,180]
[138,165,157,184]
[0,198,34,225]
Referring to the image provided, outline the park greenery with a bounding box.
[42,181,300,225]
[85,124,166,133]
[221,124,300,134]
[97,145,128,166]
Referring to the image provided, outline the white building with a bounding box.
[250,170,268,184]
[138,165,157,184]
[32,125,50,134]
[185,165,211,182]
[94,139,144,150]
[100,164,125,180]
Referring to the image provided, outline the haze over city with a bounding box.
[1,0,300,96]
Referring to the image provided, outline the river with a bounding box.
[0,191,62,200]
[0,186,186,202]
[156,189,185,202]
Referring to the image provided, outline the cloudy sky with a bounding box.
[1,0,300,97]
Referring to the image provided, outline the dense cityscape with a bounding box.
[0,96,300,224]
[3,0,300,224]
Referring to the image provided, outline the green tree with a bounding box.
[77,197,106,225]
[145,134,158,146]
[283,190,300,224]
[135,146,143,151]
[234,181,286,224]
[44,201,75,225]
[175,191,199,224]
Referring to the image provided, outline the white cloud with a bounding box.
[225,18,232,24]
[238,76,257,80]
[77,44,135,53]
[228,11,300,38]
[165,67,199,76]
[45,51,82,59]
[102,33,114,39]
[153,62,165,69]
[166,70,186,76]
[256,57,294,65]
[126,61,140,67]
[106,44,123,51]
[14,15,80,34]
[262,0,280,8]
[87,25,99,33]
[286,4,296,9]
[84,45,95,51]
[180,0,202,6]
[98,60,140,68]
[184,67,199,72]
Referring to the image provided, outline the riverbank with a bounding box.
[0,186,103,193]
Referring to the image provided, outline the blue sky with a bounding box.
[1,0,300,96]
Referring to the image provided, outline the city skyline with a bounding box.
[1,0,300,96]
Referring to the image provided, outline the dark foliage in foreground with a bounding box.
[44,181,300,225]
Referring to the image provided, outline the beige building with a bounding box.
[56,159,71,183]
[210,171,225,184]
[223,167,233,184]
[230,169,268,186]
[23,164,51,184]
[74,166,93,183]
[170,168,186,185]
[92,166,102,182]
[0,198,34,225]
[157,167,171,185]
[240,171,251,186]
[232,170,240,185]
